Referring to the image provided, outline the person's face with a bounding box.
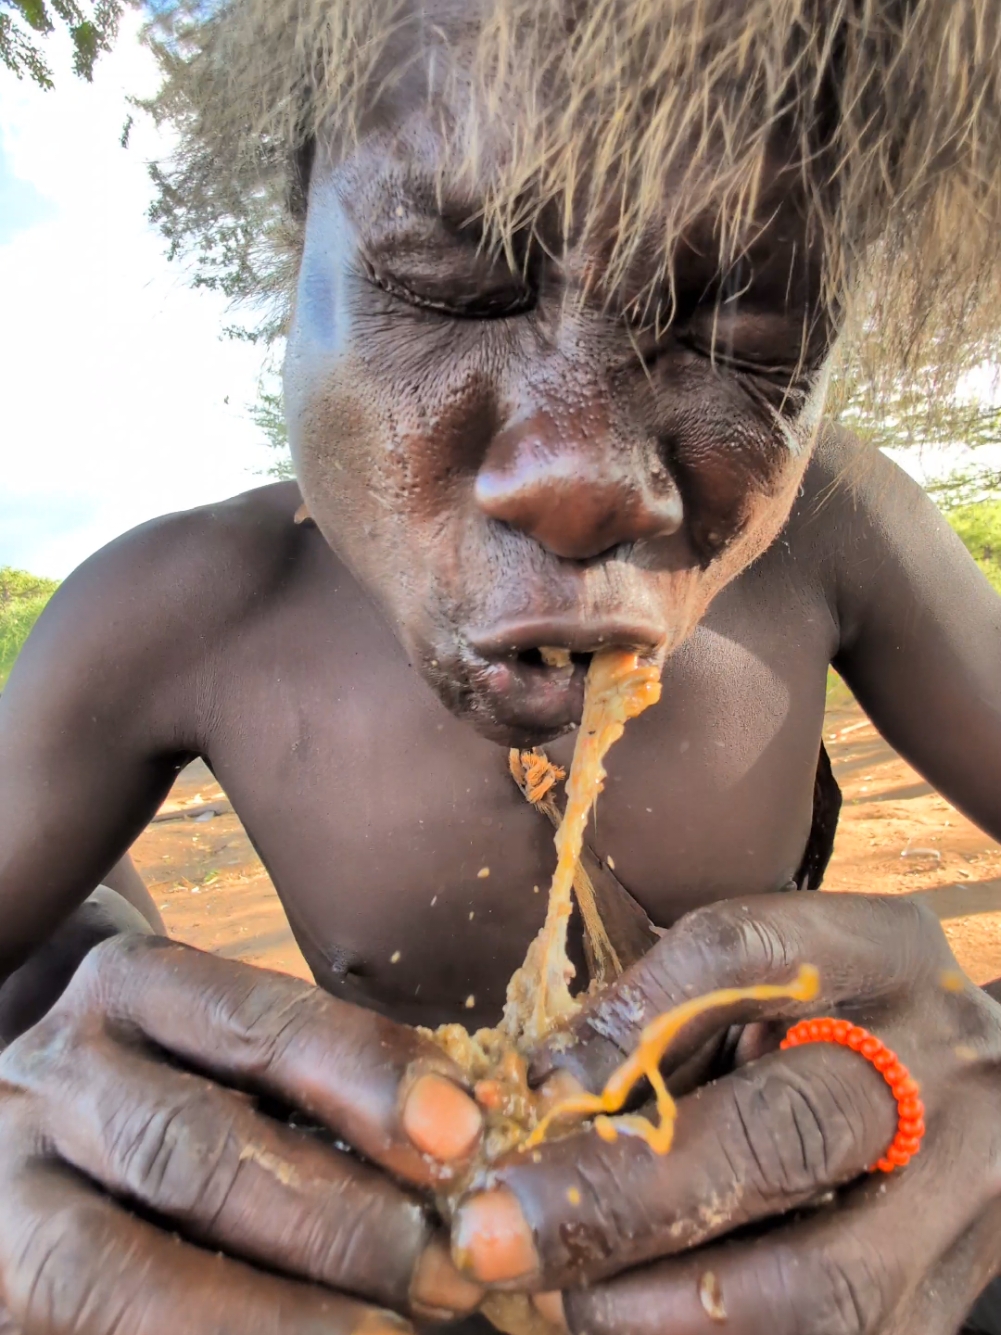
[284,80,833,746]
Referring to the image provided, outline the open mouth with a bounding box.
[514,646,593,671]
[454,620,664,743]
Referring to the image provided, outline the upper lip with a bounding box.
[466,616,665,659]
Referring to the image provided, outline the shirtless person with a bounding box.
[3,2,1001,1333]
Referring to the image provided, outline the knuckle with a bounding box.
[778,1240,890,1335]
[680,900,791,980]
[207,970,318,1075]
[727,1062,858,1199]
[102,1082,241,1221]
[0,1007,92,1094]
[63,929,153,1009]
[4,1196,117,1332]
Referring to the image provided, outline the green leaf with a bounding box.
[10,0,53,36]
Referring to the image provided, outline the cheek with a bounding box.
[632,356,816,562]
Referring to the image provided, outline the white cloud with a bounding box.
[0,14,277,578]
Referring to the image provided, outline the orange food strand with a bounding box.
[780,1018,926,1172]
[503,650,662,1046]
[524,964,821,1153]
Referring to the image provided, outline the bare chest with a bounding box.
[204,565,837,1026]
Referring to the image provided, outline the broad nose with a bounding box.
[474,411,683,560]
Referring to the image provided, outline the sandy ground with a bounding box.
[131,689,1001,988]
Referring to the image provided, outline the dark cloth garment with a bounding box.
[964,1278,1001,1334]
[793,741,843,890]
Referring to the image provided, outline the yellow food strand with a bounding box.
[524,964,820,1153]
[503,650,662,1046]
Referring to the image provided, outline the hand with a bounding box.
[0,933,485,1335]
[452,893,1001,1334]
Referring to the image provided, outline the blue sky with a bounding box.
[0,13,275,578]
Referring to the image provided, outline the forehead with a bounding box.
[309,0,819,301]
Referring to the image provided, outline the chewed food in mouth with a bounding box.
[426,648,819,1334]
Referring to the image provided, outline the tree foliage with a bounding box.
[0,0,125,87]
[0,567,59,687]
[247,371,293,479]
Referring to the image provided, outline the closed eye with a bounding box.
[361,259,536,320]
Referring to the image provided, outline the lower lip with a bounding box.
[472,658,589,737]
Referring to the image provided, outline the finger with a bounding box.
[562,1122,990,1335]
[10,1027,480,1318]
[453,1041,895,1288]
[530,894,951,1092]
[0,1157,412,1335]
[60,934,483,1183]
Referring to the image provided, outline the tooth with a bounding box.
[539,646,572,668]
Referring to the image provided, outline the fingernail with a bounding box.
[533,1292,568,1331]
[453,1186,540,1284]
[402,1072,482,1161]
[412,1239,484,1316]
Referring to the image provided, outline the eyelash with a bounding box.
[361,262,536,321]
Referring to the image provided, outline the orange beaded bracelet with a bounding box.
[780,1018,926,1172]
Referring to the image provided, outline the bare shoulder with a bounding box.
[2,483,321,746]
[782,420,932,562]
[47,481,309,636]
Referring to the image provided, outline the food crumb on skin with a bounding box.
[478,867,491,878]
[465,995,476,1009]
[698,1271,727,1323]
[940,969,966,992]
[606,855,616,870]
[390,950,401,963]
[566,1187,581,1205]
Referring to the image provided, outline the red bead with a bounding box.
[775,1015,925,1175]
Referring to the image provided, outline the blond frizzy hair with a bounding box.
[148,0,1001,411]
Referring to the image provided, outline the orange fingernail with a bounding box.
[533,1292,568,1330]
[453,1187,540,1284]
[402,1073,482,1161]
[412,1239,484,1316]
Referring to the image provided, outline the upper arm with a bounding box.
[0,519,216,976]
[829,444,1001,842]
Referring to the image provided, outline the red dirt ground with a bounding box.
[132,691,1001,988]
